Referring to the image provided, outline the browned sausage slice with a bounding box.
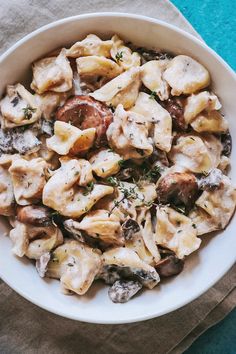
[55,95,113,147]
[157,172,199,211]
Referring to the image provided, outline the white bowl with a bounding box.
[0,13,235,324]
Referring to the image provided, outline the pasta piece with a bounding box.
[46,240,102,295]
[9,221,63,258]
[131,92,172,152]
[0,84,41,128]
[141,60,170,100]
[106,104,153,159]
[66,34,113,58]
[194,174,236,231]
[169,134,222,173]
[43,157,113,218]
[9,157,47,205]
[89,148,122,178]
[155,206,201,259]
[90,67,141,109]
[110,35,141,70]
[189,208,220,236]
[35,91,69,120]
[75,209,124,246]
[163,55,210,96]
[46,121,96,155]
[0,164,14,216]
[184,91,221,124]
[76,56,122,79]
[101,247,160,289]
[31,49,73,94]
[190,110,228,133]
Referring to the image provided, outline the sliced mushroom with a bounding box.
[122,218,140,240]
[101,247,160,289]
[108,280,142,303]
[155,254,184,277]
[221,132,232,157]
[63,219,86,243]
[16,205,52,226]
[133,47,173,63]
[164,97,187,131]
[46,240,102,295]
[157,172,199,211]
[55,95,113,147]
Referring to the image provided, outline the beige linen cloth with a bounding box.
[0,1,235,353]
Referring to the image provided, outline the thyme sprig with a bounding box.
[22,105,36,119]
[115,51,123,62]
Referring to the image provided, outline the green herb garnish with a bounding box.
[22,105,36,119]
[115,51,123,62]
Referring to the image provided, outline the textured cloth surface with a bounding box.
[0,1,235,353]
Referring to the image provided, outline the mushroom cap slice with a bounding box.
[46,240,102,295]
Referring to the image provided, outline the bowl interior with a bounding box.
[0,13,235,324]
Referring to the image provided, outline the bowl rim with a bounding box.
[0,12,235,324]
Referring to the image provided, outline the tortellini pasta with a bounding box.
[163,55,210,95]
[0,164,14,216]
[89,148,122,178]
[46,240,102,295]
[169,134,222,173]
[76,56,122,79]
[9,221,63,259]
[0,84,41,128]
[90,67,141,109]
[31,49,73,94]
[46,121,96,155]
[9,157,47,205]
[155,206,201,259]
[73,209,124,246]
[131,92,172,152]
[110,35,141,70]
[141,59,170,100]
[66,34,113,58]
[107,104,153,159]
[43,157,113,217]
[193,174,236,233]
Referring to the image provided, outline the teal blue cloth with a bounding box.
[172,0,236,70]
[171,2,236,352]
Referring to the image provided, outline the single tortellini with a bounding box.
[9,221,63,259]
[76,56,122,79]
[89,148,122,178]
[46,240,102,295]
[169,134,222,173]
[155,206,201,259]
[90,67,141,109]
[66,34,113,58]
[131,92,172,152]
[191,110,228,133]
[102,247,160,289]
[9,157,47,205]
[163,55,210,96]
[110,35,141,70]
[0,164,14,216]
[43,157,113,218]
[31,49,73,94]
[46,121,96,155]
[107,104,153,159]
[141,60,170,100]
[0,84,41,128]
[35,91,69,120]
[184,91,221,124]
[194,174,236,232]
[74,209,124,246]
